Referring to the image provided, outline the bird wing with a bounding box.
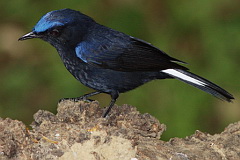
[75,32,188,72]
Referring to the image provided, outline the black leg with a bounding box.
[102,91,119,118]
[78,91,102,100]
[59,91,102,102]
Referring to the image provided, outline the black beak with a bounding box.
[18,32,40,41]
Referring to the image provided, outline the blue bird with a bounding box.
[19,9,234,117]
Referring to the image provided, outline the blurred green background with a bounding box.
[0,0,239,140]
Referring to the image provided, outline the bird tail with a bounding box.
[161,69,234,102]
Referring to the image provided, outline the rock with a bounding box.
[0,100,239,160]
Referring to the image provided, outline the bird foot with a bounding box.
[58,97,94,103]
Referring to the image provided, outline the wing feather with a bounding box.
[75,27,188,72]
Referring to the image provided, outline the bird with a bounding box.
[19,9,234,117]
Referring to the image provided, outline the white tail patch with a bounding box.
[162,69,206,86]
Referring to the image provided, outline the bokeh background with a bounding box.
[0,0,239,140]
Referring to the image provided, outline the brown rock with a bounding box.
[0,100,239,160]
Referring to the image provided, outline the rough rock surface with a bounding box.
[0,100,239,160]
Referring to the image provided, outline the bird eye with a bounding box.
[49,28,61,37]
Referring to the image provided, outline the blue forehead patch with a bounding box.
[33,11,65,33]
[34,21,63,33]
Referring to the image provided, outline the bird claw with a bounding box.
[58,97,94,103]
[81,99,95,103]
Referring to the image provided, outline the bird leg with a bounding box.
[59,90,119,118]
[59,91,102,103]
[102,91,119,118]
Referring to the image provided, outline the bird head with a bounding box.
[19,9,95,47]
